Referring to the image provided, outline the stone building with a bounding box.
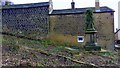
[49,0,115,49]
[1,0,115,49]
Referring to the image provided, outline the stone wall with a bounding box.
[94,13,114,49]
[2,6,49,39]
[49,14,85,36]
[1,4,115,49]
[50,12,114,49]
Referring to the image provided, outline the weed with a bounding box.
[37,63,44,68]
[26,62,33,67]
[8,45,20,53]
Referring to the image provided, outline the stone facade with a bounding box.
[50,12,114,48]
[49,14,85,35]
[94,13,114,49]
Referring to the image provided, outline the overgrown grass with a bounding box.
[2,35,74,55]
[0,33,79,48]
[48,33,79,46]
[2,34,119,66]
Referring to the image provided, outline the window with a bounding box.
[77,36,84,43]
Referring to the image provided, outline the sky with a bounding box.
[3,0,120,31]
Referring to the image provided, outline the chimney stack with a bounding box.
[5,1,12,5]
[71,0,75,9]
[95,0,100,12]
[49,0,53,14]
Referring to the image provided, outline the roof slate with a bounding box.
[2,2,49,9]
[50,6,115,15]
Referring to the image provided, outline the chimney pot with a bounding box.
[95,0,100,12]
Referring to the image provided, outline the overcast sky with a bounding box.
[5,0,120,31]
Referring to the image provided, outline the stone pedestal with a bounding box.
[85,42,101,51]
[85,30,101,51]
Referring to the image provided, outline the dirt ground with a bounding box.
[1,35,120,67]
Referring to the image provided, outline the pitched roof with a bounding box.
[50,6,115,15]
[2,2,49,9]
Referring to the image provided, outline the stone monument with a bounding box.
[85,9,101,51]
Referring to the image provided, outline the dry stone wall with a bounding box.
[2,6,49,39]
